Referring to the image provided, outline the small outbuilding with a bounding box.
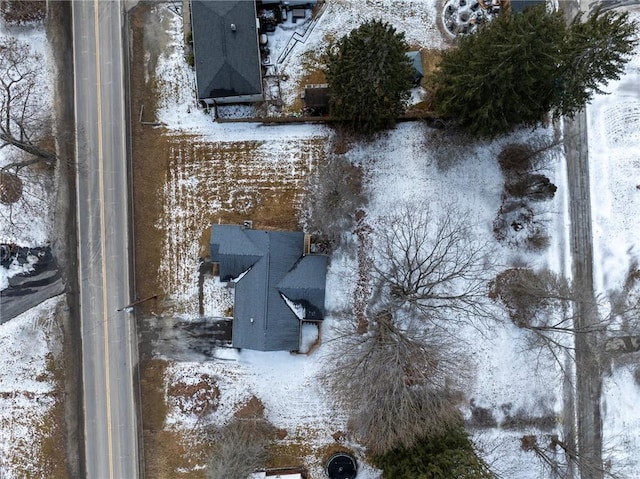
[302,83,329,115]
[406,51,424,87]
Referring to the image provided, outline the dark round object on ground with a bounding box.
[0,171,23,204]
[326,453,357,479]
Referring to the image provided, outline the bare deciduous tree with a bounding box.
[0,36,57,171]
[303,154,365,252]
[522,434,626,479]
[489,268,575,329]
[488,267,615,374]
[205,418,274,479]
[497,137,563,176]
[370,201,494,324]
[325,309,464,455]
[0,1,46,25]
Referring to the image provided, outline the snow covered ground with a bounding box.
[0,19,60,478]
[588,8,640,477]
[588,9,640,295]
[147,2,640,478]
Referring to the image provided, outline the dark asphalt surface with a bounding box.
[0,247,65,323]
[72,1,139,478]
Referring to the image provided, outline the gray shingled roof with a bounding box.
[210,225,328,351]
[191,1,263,101]
[509,0,546,13]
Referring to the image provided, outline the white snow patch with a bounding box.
[588,10,640,294]
[602,364,640,476]
[299,322,319,354]
[281,293,306,320]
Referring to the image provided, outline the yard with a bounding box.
[130,2,640,479]
[0,14,68,479]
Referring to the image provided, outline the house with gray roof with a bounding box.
[210,224,328,351]
[190,1,264,104]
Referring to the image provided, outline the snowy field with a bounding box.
[0,18,60,478]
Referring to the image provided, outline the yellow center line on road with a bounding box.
[93,1,115,478]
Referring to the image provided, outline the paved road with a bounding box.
[564,111,604,479]
[72,1,139,478]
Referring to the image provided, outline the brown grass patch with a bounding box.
[139,359,169,431]
[143,430,212,479]
[266,439,313,469]
[130,3,168,308]
[36,351,67,479]
[139,359,216,478]
[235,395,266,419]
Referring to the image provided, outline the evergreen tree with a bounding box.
[374,425,496,479]
[429,5,638,137]
[557,6,639,118]
[326,20,414,135]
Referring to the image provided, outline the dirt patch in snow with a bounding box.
[167,374,220,416]
[235,395,266,419]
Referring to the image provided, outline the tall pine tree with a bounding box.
[557,6,639,118]
[326,20,414,135]
[429,5,638,137]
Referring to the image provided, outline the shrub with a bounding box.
[498,143,537,174]
[505,174,557,202]
[302,155,365,252]
[0,171,23,204]
[206,418,275,479]
[0,0,45,24]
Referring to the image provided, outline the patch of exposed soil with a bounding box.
[167,374,220,415]
[234,395,265,419]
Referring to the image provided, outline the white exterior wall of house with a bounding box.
[248,473,303,479]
